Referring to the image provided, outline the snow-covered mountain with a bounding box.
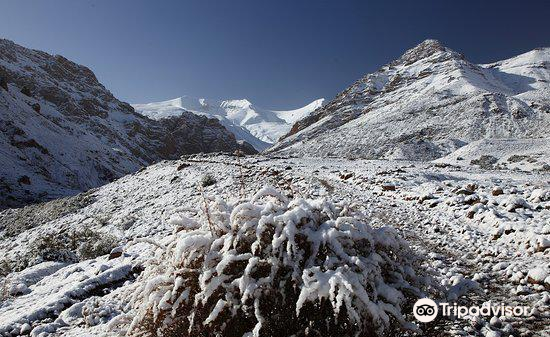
[133,96,324,151]
[270,40,550,160]
[0,39,253,209]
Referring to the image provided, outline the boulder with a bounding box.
[0,76,7,91]
[20,86,31,97]
[492,187,504,196]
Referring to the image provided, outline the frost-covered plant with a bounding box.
[0,277,12,302]
[83,297,123,327]
[28,231,78,263]
[200,174,217,187]
[76,229,119,260]
[0,259,14,277]
[27,226,119,264]
[128,187,425,337]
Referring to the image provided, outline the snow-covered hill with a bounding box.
[133,96,324,151]
[270,40,550,160]
[0,154,548,336]
[434,138,550,171]
[0,39,253,209]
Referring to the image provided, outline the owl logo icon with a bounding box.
[413,298,438,322]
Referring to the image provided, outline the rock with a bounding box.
[20,323,31,334]
[381,183,396,191]
[20,85,32,97]
[535,237,550,252]
[527,267,548,285]
[177,162,190,171]
[108,246,123,260]
[515,285,529,295]
[529,188,550,202]
[455,184,476,195]
[482,328,501,337]
[471,155,498,169]
[502,196,530,212]
[0,76,7,91]
[31,103,40,113]
[97,264,110,273]
[492,187,504,196]
[464,194,481,205]
[17,175,31,185]
[489,316,501,328]
[340,172,353,180]
[418,193,435,203]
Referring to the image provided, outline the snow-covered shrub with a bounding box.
[28,231,78,263]
[83,297,122,327]
[0,253,28,276]
[0,259,14,277]
[200,174,217,187]
[128,187,426,337]
[27,226,119,264]
[76,227,119,260]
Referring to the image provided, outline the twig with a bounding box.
[199,185,216,235]
[234,150,245,199]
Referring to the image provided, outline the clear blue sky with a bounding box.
[0,0,549,108]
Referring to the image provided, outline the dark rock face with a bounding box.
[0,38,255,209]
[0,77,7,91]
[157,114,256,158]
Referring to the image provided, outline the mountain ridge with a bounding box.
[0,38,253,209]
[271,39,550,160]
[133,96,325,151]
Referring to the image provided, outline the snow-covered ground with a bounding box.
[133,96,324,151]
[0,154,548,336]
[435,138,550,172]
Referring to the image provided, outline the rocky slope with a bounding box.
[270,40,550,160]
[0,154,547,336]
[133,96,324,151]
[0,39,252,209]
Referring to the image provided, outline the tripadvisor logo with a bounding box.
[413,298,531,323]
[413,298,438,322]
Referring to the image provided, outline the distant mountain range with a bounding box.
[133,97,324,151]
[270,40,550,160]
[2,37,549,209]
[0,39,253,209]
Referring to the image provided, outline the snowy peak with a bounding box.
[272,41,550,160]
[394,39,462,66]
[485,47,550,69]
[133,97,324,151]
[275,98,325,124]
[221,98,252,109]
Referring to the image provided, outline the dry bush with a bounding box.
[200,174,217,187]
[127,187,426,337]
[27,226,119,264]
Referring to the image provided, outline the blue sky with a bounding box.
[0,0,549,108]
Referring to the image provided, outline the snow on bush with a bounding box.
[0,226,121,275]
[127,187,426,337]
